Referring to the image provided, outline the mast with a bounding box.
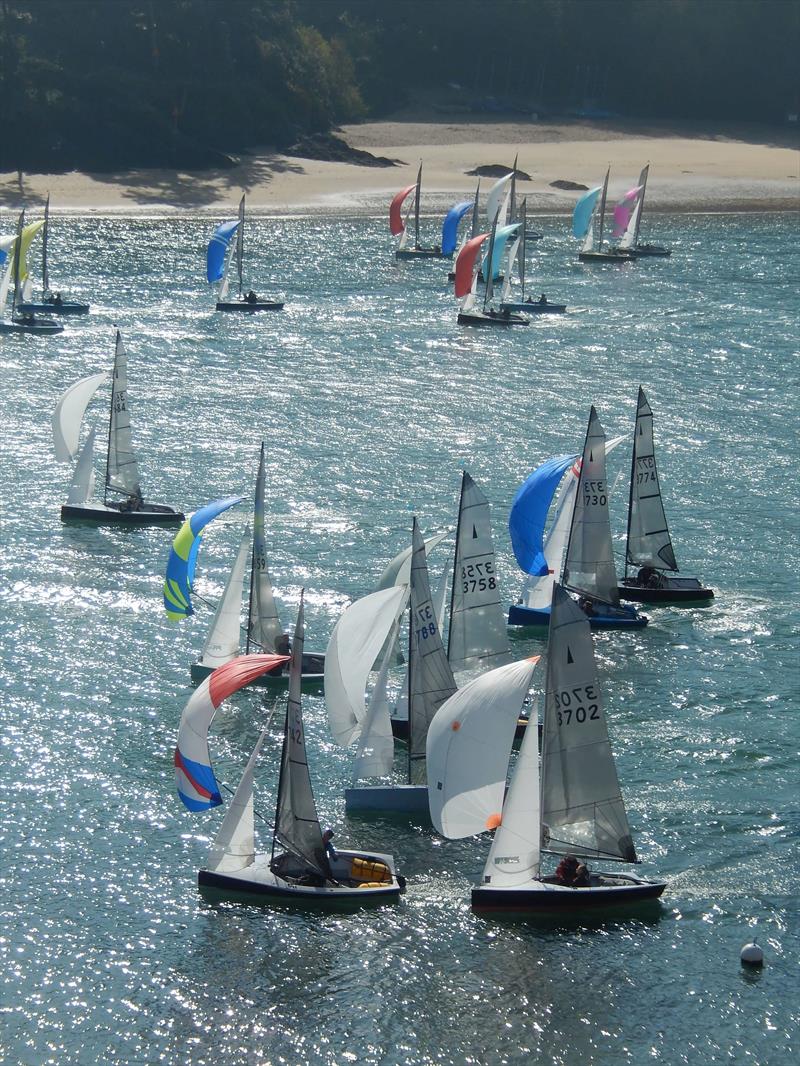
[244,441,264,655]
[508,153,518,224]
[633,164,649,247]
[597,166,610,251]
[10,210,23,318]
[518,198,528,300]
[236,194,245,296]
[470,179,481,240]
[482,213,499,312]
[413,163,422,249]
[42,193,50,297]
[446,472,466,661]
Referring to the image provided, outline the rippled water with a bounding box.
[1,212,798,1064]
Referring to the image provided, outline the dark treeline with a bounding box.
[2,0,797,172]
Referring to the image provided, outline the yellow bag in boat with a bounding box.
[350,857,391,883]
[356,881,389,889]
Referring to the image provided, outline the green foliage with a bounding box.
[0,0,796,173]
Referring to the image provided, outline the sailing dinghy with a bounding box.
[0,211,64,335]
[455,214,528,327]
[17,195,90,315]
[501,199,566,315]
[53,330,183,525]
[208,194,284,312]
[508,408,647,629]
[432,583,665,918]
[618,388,713,604]
[191,443,326,689]
[622,165,671,258]
[328,519,457,816]
[574,169,635,263]
[391,164,448,259]
[194,603,405,907]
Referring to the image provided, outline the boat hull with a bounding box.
[471,872,666,917]
[630,244,671,258]
[198,849,404,909]
[578,250,635,263]
[458,309,529,327]
[216,299,284,312]
[618,577,714,605]
[60,502,184,526]
[190,652,325,690]
[508,601,647,629]
[344,784,429,816]
[501,300,567,314]
[0,318,64,335]
[17,299,90,315]
[396,247,449,260]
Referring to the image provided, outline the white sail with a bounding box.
[350,618,400,783]
[66,426,97,506]
[199,535,250,670]
[235,194,245,295]
[540,586,636,862]
[563,407,620,606]
[632,164,649,247]
[581,213,596,254]
[448,471,511,673]
[324,584,408,747]
[249,444,283,652]
[407,519,457,784]
[205,728,266,873]
[522,435,627,611]
[426,656,540,838]
[52,372,108,462]
[499,236,521,304]
[0,257,13,317]
[626,387,678,571]
[480,679,542,887]
[393,553,448,726]
[485,172,513,226]
[105,331,141,499]
[376,529,450,590]
[618,185,644,251]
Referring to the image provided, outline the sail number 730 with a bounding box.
[582,479,606,506]
[554,685,600,726]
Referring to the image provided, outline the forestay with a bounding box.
[448,470,511,673]
[427,657,540,838]
[105,331,140,500]
[271,600,331,879]
[626,386,678,571]
[563,406,620,605]
[408,519,457,784]
[540,586,636,862]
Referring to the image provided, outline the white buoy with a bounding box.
[740,938,764,967]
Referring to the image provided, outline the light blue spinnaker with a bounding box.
[482,223,521,281]
[206,221,240,284]
[572,187,602,238]
[509,454,577,576]
[163,496,243,619]
[441,201,474,256]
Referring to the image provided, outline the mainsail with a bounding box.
[448,470,511,673]
[563,406,620,606]
[407,518,457,784]
[540,586,636,862]
[625,387,678,571]
[105,331,141,501]
[247,442,283,653]
[271,599,331,879]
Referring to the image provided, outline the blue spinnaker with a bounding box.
[482,223,521,281]
[441,201,473,256]
[206,221,240,284]
[509,454,576,575]
[163,496,242,619]
[572,187,602,238]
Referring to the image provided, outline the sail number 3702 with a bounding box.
[554,685,600,726]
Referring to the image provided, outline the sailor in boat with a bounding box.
[120,487,144,513]
[636,566,663,589]
[555,855,591,887]
[245,290,258,303]
[538,293,547,304]
[266,632,292,674]
[322,828,337,860]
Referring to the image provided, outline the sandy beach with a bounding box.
[0,114,797,216]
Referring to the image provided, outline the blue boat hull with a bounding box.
[0,318,64,335]
[216,299,284,312]
[501,299,567,314]
[508,602,647,629]
[17,299,89,315]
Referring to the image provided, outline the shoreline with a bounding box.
[0,115,797,217]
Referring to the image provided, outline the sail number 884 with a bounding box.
[554,685,600,726]
[461,560,496,594]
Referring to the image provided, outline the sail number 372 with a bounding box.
[554,685,600,726]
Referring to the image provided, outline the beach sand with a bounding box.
[0,114,797,216]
